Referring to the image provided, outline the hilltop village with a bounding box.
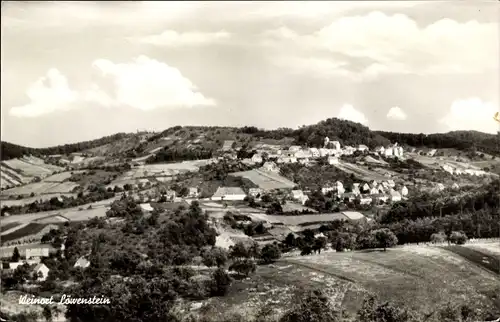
[0,124,499,321]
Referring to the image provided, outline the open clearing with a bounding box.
[230,169,296,190]
[280,246,500,313]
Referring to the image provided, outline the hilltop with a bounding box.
[2,118,499,161]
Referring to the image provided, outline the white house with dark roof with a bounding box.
[33,263,49,281]
[74,256,91,269]
[362,183,371,192]
[262,161,280,173]
[211,187,247,201]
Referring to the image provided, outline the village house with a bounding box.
[373,194,389,203]
[451,183,459,190]
[375,146,385,155]
[343,146,356,155]
[319,148,329,157]
[442,164,454,175]
[261,161,280,173]
[362,183,370,193]
[331,141,341,151]
[298,158,310,165]
[389,190,402,202]
[324,137,330,148]
[309,148,320,158]
[436,183,445,191]
[358,145,369,152]
[401,186,409,196]
[289,145,302,152]
[33,263,49,282]
[211,187,247,201]
[370,186,380,195]
[25,247,50,260]
[165,190,176,201]
[321,184,335,195]
[427,149,437,157]
[248,188,262,198]
[387,180,396,188]
[328,156,339,165]
[336,181,345,196]
[358,195,373,205]
[384,147,394,157]
[295,150,312,159]
[341,192,356,203]
[188,187,199,198]
[291,190,309,205]
[74,256,91,269]
[251,153,263,163]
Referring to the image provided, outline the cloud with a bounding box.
[387,106,407,120]
[83,84,117,108]
[92,56,216,110]
[338,104,368,125]
[263,12,498,80]
[137,30,231,46]
[9,69,79,117]
[440,98,499,134]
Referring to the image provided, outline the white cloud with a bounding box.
[92,55,215,110]
[84,84,117,108]
[9,69,79,117]
[440,98,499,134]
[387,106,407,121]
[264,12,498,80]
[338,104,368,125]
[137,30,231,46]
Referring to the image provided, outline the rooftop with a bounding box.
[212,186,246,197]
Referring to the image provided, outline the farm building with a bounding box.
[74,256,91,269]
[211,187,247,201]
[291,190,308,205]
[33,263,49,281]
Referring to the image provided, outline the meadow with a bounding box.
[230,169,296,190]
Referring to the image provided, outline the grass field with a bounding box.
[0,222,21,233]
[0,196,118,225]
[442,245,500,275]
[1,223,48,242]
[333,162,387,181]
[279,246,500,314]
[230,169,296,190]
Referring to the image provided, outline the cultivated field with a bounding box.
[332,162,388,181]
[230,169,296,190]
[281,245,500,313]
[0,197,118,225]
[0,193,77,208]
[1,181,79,196]
[2,156,63,177]
[43,171,74,182]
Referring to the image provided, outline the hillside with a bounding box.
[3,119,499,162]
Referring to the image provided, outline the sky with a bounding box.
[1,1,499,147]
